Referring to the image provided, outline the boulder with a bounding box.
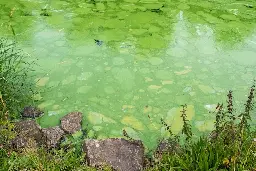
[42,126,65,148]
[11,136,37,149]
[21,106,43,118]
[83,138,144,171]
[12,120,45,149]
[61,112,82,134]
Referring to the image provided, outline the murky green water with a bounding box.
[1,0,256,150]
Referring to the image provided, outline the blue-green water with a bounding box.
[0,0,256,150]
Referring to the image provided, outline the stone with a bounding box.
[83,138,144,171]
[42,126,65,148]
[208,130,218,142]
[21,106,44,118]
[61,112,82,134]
[12,120,45,149]
[209,125,238,144]
[11,136,37,149]
[154,139,182,161]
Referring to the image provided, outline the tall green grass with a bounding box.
[0,38,35,119]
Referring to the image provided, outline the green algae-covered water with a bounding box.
[1,0,256,150]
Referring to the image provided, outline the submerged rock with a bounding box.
[42,126,65,148]
[60,112,82,134]
[21,106,44,118]
[83,138,144,171]
[12,120,45,149]
[94,39,103,46]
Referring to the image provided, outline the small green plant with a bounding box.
[180,104,192,143]
[160,118,174,137]
[160,118,180,146]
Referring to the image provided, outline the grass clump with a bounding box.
[148,85,256,171]
[0,147,94,171]
[0,38,35,119]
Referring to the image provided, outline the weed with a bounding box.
[227,90,235,122]
[180,104,192,143]
[215,103,224,134]
[161,118,173,137]
[239,83,255,134]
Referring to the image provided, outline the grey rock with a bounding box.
[156,140,181,154]
[208,130,218,142]
[83,138,144,171]
[42,126,65,148]
[154,139,182,161]
[21,106,43,118]
[12,120,45,149]
[61,112,82,134]
[11,136,31,149]
[209,126,237,144]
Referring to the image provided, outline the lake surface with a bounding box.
[0,0,256,150]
